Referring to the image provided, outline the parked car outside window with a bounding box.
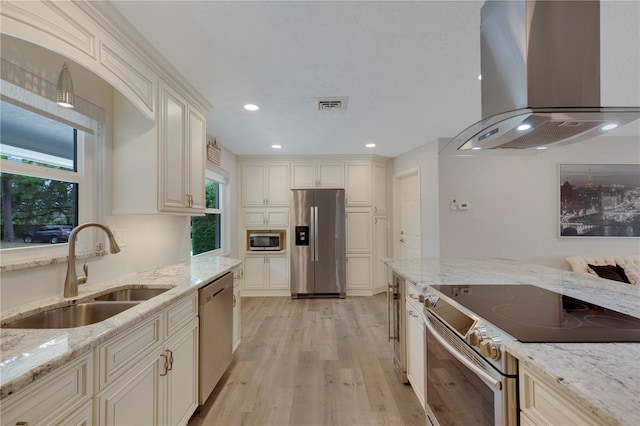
[23,225,73,244]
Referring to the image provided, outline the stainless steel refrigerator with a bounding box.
[290,189,346,298]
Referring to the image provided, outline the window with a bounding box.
[0,97,99,264]
[191,171,226,256]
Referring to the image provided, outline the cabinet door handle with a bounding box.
[166,349,174,371]
[160,353,169,376]
[16,422,29,426]
[233,294,237,307]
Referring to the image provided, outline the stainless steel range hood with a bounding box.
[445,0,640,152]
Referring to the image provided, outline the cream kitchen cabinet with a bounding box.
[345,162,372,206]
[346,208,372,253]
[243,209,289,228]
[291,162,344,188]
[163,317,199,426]
[373,216,387,293]
[346,254,372,293]
[373,162,387,216]
[112,81,207,215]
[242,255,289,294]
[0,353,93,426]
[95,293,199,426]
[233,268,243,352]
[241,163,290,206]
[158,82,206,214]
[405,282,425,409]
[519,364,604,426]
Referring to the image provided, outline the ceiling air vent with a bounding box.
[315,97,348,111]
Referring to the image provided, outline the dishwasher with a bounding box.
[198,271,233,405]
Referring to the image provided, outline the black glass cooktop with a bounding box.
[430,284,640,343]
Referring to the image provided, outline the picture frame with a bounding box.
[559,164,640,237]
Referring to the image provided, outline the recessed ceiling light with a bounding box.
[517,124,532,131]
[244,104,259,111]
[536,146,548,150]
[271,144,282,149]
[477,74,482,80]
[365,143,376,148]
[602,123,618,131]
[471,146,482,150]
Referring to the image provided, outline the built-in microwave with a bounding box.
[247,230,285,251]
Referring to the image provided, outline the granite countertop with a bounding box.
[0,254,241,400]
[384,257,640,426]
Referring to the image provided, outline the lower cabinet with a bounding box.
[164,317,199,426]
[346,254,372,295]
[1,293,200,426]
[95,351,163,426]
[519,365,603,426]
[96,296,199,426]
[406,298,426,409]
[233,279,242,352]
[0,354,93,426]
[243,255,289,295]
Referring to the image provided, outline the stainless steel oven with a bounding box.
[423,287,518,426]
[388,272,408,383]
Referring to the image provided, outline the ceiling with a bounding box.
[111,1,484,158]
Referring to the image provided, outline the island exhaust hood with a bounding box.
[445,0,640,152]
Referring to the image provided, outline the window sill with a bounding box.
[0,250,109,273]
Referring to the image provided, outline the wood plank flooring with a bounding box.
[188,294,425,426]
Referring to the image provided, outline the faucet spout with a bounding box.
[64,222,121,298]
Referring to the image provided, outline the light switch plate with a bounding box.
[114,228,128,247]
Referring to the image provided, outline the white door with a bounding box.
[395,170,421,259]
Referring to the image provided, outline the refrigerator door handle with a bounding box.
[310,206,315,262]
[313,206,319,262]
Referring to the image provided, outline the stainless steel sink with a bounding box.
[1,301,139,329]
[92,287,171,301]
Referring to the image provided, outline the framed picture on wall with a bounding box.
[559,164,640,237]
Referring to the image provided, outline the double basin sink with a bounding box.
[2,287,172,329]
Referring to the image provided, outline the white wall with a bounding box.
[438,136,640,270]
[392,139,441,258]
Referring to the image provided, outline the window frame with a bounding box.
[0,95,102,267]
[192,168,228,257]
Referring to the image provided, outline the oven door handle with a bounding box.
[424,317,502,391]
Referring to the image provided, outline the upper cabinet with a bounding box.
[157,83,205,214]
[291,162,344,189]
[242,163,290,206]
[373,163,387,216]
[345,162,372,206]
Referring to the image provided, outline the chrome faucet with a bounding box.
[64,222,121,298]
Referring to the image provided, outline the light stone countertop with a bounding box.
[0,254,241,400]
[384,257,640,426]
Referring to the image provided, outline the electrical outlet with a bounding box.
[114,228,128,247]
[459,201,470,210]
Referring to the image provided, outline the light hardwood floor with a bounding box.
[188,294,425,426]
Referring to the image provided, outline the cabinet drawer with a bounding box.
[97,313,163,391]
[166,292,198,337]
[1,354,92,426]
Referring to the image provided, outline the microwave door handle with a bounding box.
[424,316,502,391]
